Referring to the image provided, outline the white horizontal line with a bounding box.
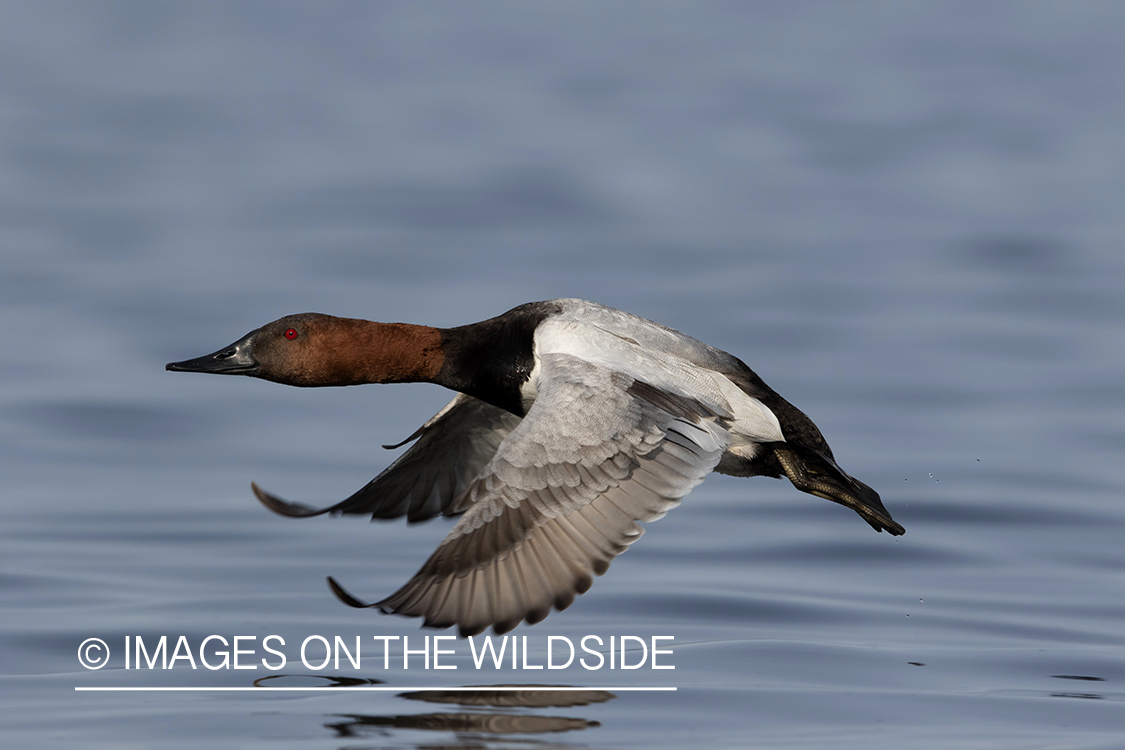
[75,685,676,692]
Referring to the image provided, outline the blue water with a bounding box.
[3,2,1124,748]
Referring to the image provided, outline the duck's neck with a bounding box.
[428,313,545,415]
[325,305,545,414]
[317,319,445,386]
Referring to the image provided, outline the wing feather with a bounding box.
[253,394,520,522]
[333,354,729,634]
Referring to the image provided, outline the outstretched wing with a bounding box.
[253,394,522,523]
[332,353,731,635]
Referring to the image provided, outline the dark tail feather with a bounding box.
[772,446,905,536]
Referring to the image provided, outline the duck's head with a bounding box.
[165,313,443,387]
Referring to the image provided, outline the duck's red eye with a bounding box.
[284,328,298,340]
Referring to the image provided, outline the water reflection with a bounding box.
[1049,674,1106,701]
[253,674,384,688]
[253,677,613,746]
[401,685,615,708]
[325,711,598,738]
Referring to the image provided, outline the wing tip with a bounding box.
[327,576,375,608]
[251,481,335,518]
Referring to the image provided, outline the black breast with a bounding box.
[436,301,562,415]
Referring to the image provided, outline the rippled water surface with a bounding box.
[3,3,1125,748]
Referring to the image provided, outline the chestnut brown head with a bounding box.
[166,313,443,387]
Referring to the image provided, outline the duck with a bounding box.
[166,298,903,636]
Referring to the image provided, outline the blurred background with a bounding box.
[2,2,1124,748]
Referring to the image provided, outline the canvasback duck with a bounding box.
[167,299,903,635]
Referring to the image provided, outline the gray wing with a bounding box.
[331,354,731,635]
[253,394,522,523]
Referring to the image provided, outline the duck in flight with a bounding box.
[167,299,904,636]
